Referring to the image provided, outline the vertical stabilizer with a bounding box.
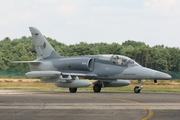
[29,27,61,59]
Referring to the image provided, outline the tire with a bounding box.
[93,84,101,93]
[69,88,77,93]
[134,86,141,93]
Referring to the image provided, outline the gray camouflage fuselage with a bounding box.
[29,54,171,80]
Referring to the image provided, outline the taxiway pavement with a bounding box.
[0,90,180,120]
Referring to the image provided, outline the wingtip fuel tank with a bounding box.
[55,80,92,88]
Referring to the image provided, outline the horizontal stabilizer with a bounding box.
[25,71,61,77]
[12,61,41,63]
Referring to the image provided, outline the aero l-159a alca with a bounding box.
[13,27,172,93]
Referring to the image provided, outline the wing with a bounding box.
[11,61,41,63]
[25,71,97,78]
[25,71,61,77]
[25,71,94,87]
[62,72,97,77]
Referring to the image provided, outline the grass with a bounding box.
[0,78,180,92]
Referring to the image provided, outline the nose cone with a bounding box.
[155,72,172,79]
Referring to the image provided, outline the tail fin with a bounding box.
[29,27,62,59]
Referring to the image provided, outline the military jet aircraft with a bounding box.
[13,27,172,93]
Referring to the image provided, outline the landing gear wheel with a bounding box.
[134,86,141,93]
[93,84,101,93]
[69,88,77,93]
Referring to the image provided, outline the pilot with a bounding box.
[117,59,122,65]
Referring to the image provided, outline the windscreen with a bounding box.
[98,54,140,66]
[112,55,140,66]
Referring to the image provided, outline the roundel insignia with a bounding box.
[40,42,46,49]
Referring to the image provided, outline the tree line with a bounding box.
[0,36,180,78]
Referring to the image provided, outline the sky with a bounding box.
[0,0,180,47]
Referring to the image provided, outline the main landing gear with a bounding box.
[69,88,77,93]
[134,80,143,93]
[93,84,102,93]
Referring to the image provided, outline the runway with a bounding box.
[0,90,180,120]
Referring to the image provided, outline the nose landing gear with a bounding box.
[134,80,143,93]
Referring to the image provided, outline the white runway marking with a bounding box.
[0,93,23,95]
[0,103,179,110]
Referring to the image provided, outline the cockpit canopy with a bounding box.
[98,54,140,66]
